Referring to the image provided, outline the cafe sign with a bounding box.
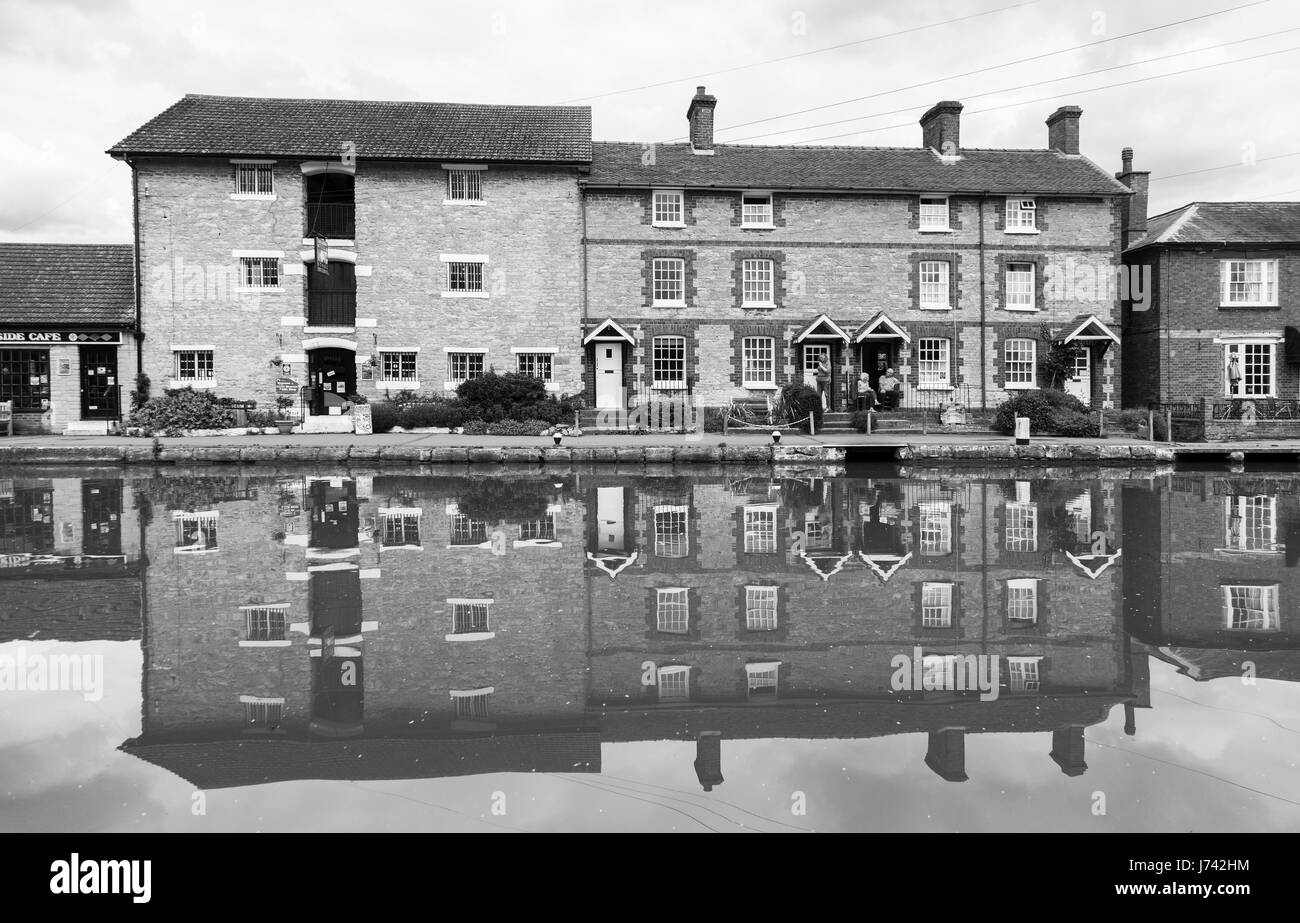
[0,332,122,344]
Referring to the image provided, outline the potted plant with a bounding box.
[274,395,296,434]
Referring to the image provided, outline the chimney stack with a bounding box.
[1050,725,1088,776]
[1046,105,1082,154]
[920,101,963,155]
[924,728,968,782]
[694,731,724,791]
[687,86,717,155]
[1115,147,1151,249]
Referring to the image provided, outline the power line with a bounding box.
[556,0,1044,104]
[1151,150,1300,182]
[725,27,1297,144]
[703,0,1269,140]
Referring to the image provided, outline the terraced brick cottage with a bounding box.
[109,95,591,431]
[0,243,139,434]
[582,89,1130,419]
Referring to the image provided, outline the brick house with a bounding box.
[1121,193,1300,435]
[0,243,139,434]
[581,88,1130,419]
[108,95,591,431]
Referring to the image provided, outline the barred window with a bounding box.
[741,194,773,226]
[919,196,950,229]
[1003,338,1037,389]
[379,509,421,547]
[243,606,288,642]
[654,504,689,558]
[242,698,283,730]
[916,338,950,388]
[234,163,274,196]
[0,349,50,412]
[449,352,485,384]
[741,336,776,386]
[174,511,219,553]
[919,260,950,308]
[452,690,492,719]
[745,586,778,630]
[518,513,557,542]
[742,259,774,306]
[446,261,485,292]
[1005,263,1036,309]
[1221,585,1280,629]
[652,335,686,386]
[921,582,953,627]
[450,513,487,546]
[379,351,418,382]
[1005,197,1036,230]
[744,505,778,554]
[652,190,684,226]
[1221,260,1278,306]
[656,588,690,634]
[919,500,952,555]
[1007,578,1039,623]
[515,352,553,382]
[239,256,279,288]
[173,349,214,382]
[446,168,483,202]
[451,602,491,635]
[652,258,686,305]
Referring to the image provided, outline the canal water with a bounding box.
[1,465,1297,832]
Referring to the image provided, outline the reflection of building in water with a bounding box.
[1123,474,1300,683]
[0,476,143,641]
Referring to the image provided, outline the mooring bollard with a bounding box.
[771,430,781,445]
[1147,409,1155,441]
[1165,408,1173,443]
[1014,416,1030,446]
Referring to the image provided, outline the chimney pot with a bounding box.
[686,86,718,154]
[919,100,963,156]
[1121,146,1134,173]
[1116,147,1150,249]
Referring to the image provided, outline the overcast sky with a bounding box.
[2,0,1298,243]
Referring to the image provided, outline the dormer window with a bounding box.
[1005,198,1037,232]
[741,193,773,228]
[652,189,685,227]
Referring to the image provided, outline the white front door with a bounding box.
[802,344,830,389]
[597,487,625,552]
[595,343,623,409]
[1064,347,1091,403]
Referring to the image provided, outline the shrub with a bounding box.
[702,406,728,434]
[1047,409,1100,438]
[397,402,466,429]
[778,382,823,428]
[1116,409,1149,431]
[850,410,873,433]
[457,372,544,422]
[994,389,1088,435]
[127,388,236,435]
[455,478,552,524]
[486,419,550,435]
[461,418,488,436]
[370,402,399,433]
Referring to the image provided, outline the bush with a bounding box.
[127,388,236,435]
[370,402,399,433]
[702,406,728,434]
[485,419,551,436]
[1116,409,1149,431]
[994,389,1088,435]
[850,410,873,433]
[461,418,488,436]
[778,382,823,428]
[397,401,466,429]
[1047,409,1100,438]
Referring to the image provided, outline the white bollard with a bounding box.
[1014,416,1030,446]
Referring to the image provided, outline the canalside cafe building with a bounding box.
[0,243,138,434]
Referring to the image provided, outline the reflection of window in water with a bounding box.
[1223,496,1277,552]
[1007,657,1042,692]
[654,505,689,558]
[1222,585,1280,629]
[918,501,952,555]
[1007,578,1039,624]
[519,513,557,542]
[745,586,778,630]
[746,662,780,698]
[1004,501,1038,552]
[803,511,831,550]
[1066,493,1092,544]
[380,509,421,547]
[452,690,492,720]
[451,602,491,635]
[174,511,219,553]
[921,583,953,627]
[743,505,777,554]
[243,606,288,642]
[0,487,55,554]
[656,666,690,701]
[242,697,283,730]
[449,513,487,546]
[655,588,689,634]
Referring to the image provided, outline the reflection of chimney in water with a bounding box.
[1124,703,1137,737]
[695,731,724,791]
[1050,725,1088,776]
[925,728,968,782]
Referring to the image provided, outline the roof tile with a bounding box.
[0,243,135,327]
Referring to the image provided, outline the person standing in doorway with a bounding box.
[814,356,832,410]
[1227,355,1243,417]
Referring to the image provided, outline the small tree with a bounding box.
[1038,326,1074,391]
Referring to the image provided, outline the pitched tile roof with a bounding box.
[0,243,135,327]
[588,142,1131,195]
[1126,201,1300,251]
[109,94,593,163]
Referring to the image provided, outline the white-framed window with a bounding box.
[652,258,686,305]
[173,349,214,383]
[1005,197,1037,231]
[239,256,280,288]
[1223,496,1279,553]
[446,167,484,203]
[174,510,219,553]
[742,259,775,306]
[233,162,274,197]
[449,513,487,546]
[378,350,418,384]
[1003,338,1037,389]
[652,335,687,387]
[379,508,421,548]
[448,352,485,385]
[803,511,831,550]
[1066,492,1093,544]
[921,582,954,627]
[916,337,950,389]
[1005,262,1036,310]
[652,189,685,226]
[918,260,950,309]
[741,193,773,227]
[918,500,952,555]
[518,513,557,543]
[450,600,492,636]
[745,586,778,630]
[515,352,553,382]
[656,665,690,701]
[1220,259,1278,307]
[1007,578,1039,623]
[1007,656,1042,692]
[446,260,485,294]
[744,505,778,554]
[1005,500,1038,551]
[451,688,493,720]
[1221,584,1280,630]
[241,696,284,730]
[919,196,950,231]
[656,587,690,634]
[654,504,689,558]
[1223,341,1277,397]
[746,662,780,698]
[242,605,288,642]
[741,336,776,387]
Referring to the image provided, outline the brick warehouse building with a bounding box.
[108,95,591,431]
[580,89,1131,419]
[0,243,139,434]
[1121,197,1300,437]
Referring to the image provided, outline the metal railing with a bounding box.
[306,290,357,326]
[306,202,355,239]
